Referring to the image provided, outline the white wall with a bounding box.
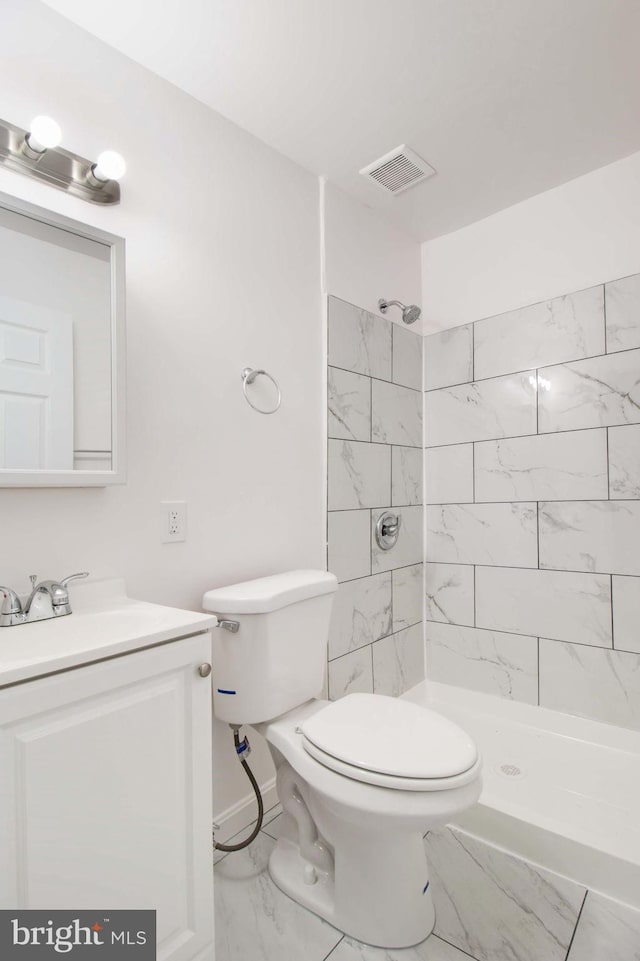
[323,181,423,328]
[0,0,324,822]
[421,150,640,331]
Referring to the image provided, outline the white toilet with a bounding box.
[203,570,481,949]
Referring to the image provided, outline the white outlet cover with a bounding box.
[160,501,187,543]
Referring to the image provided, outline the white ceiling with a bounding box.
[42,0,640,241]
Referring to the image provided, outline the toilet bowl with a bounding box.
[203,570,482,948]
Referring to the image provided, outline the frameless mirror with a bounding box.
[0,191,125,486]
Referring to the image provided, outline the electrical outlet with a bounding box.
[161,501,187,543]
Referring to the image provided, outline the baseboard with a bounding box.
[213,775,278,843]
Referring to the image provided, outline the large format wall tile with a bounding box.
[427,503,537,567]
[425,826,586,961]
[328,439,390,510]
[392,445,423,506]
[427,622,538,703]
[372,623,424,696]
[474,286,605,380]
[372,380,422,447]
[327,510,371,582]
[328,366,371,441]
[328,573,392,660]
[426,563,474,626]
[393,323,422,390]
[538,349,640,432]
[567,890,640,961]
[426,445,473,504]
[426,372,537,446]
[609,424,640,499]
[392,564,423,631]
[424,323,473,390]
[612,575,640,654]
[539,639,640,728]
[328,645,374,700]
[476,566,612,647]
[539,501,640,575]
[371,504,423,574]
[328,297,391,380]
[474,429,608,502]
[605,272,640,353]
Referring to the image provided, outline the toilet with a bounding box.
[203,570,482,949]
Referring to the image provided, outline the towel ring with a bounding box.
[241,367,281,415]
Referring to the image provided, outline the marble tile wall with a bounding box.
[424,825,640,961]
[327,296,425,699]
[424,274,640,729]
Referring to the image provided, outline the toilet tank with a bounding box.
[203,570,338,724]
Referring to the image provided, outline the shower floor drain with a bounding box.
[495,762,525,779]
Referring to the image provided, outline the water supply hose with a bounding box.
[213,725,264,852]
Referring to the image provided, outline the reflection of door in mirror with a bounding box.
[0,296,73,469]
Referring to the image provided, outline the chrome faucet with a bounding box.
[0,573,89,627]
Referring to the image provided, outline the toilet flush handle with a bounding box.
[216,619,240,633]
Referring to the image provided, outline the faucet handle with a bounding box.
[60,572,90,588]
[29,574,37,590]
[0,587,22,616]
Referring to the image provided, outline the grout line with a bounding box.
[425,497,620,506]
[320,936,346,961]
[329,362,423,394]
[603,284,608,355]
[536,501,540,569]
[435,934,480,961]
[563,890,589,961]
[610,573,615,649]
[535,367,539,434]
[606,426,610,499]
[426,424,622,450]
[537,637,541,705]
[473,565,477,627]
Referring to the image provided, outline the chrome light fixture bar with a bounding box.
[0,116,123,205]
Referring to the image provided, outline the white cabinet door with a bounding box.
[0,634,214,961]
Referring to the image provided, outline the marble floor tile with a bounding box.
[608,424,640,499]
[425,372,536,447]
[328,645,374,699]
[393,324,423,390]
[329,297,392,381]
[329,573,392,660]
[567,891,640,961]
[427,622,538,703]
[425,445,473,504]
[328,366,372,442]
[214,833,343,961]
[474,286,604,381]
[424,324,473,391]
[326,933,473,961]
[425,826,585,961]
[425,563,474,627]
[605,272,640,353]
[372,623,425,696]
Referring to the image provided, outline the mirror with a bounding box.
[0,191,125,486]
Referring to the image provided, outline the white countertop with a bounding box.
[0,578,217,687]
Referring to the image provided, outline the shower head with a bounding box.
[378,298,421,325]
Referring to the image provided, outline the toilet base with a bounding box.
[268,829,436,949]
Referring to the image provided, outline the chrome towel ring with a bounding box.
[241,367,281,415]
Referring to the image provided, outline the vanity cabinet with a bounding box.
[0,631,215,961]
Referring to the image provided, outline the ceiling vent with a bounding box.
[360,145,435,196]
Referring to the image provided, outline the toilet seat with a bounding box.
[300,693,480,792]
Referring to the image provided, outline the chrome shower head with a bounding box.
[378,298,421,325]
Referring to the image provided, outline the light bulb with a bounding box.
[92,150,127,183]
[27,116,62,152]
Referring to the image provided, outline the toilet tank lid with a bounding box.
[203,569,338,614]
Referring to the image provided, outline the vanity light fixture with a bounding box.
[0,114,124,205]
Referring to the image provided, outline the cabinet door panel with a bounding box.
[0,634,214,961]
